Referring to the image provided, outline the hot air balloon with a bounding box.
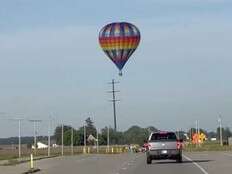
[99,22,140,76]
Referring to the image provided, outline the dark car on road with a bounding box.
[146,131,183,164]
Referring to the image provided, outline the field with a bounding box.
[0,145,128,164]
[184,141,232,152]
[1,142,232,165]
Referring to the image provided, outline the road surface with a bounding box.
[1,152,232,174]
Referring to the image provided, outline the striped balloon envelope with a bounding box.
[99,22,140,76]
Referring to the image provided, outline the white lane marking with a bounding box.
[183,155,209,174]
[127,160,136,165]
[223,153,232,157]
[118,155,141,172]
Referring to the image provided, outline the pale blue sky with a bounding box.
[0,0,232,137]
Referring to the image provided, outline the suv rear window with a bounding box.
[150,132,177,141]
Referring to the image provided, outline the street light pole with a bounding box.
[97,128,99,153]
[195,120,198,147]
[48,118,51,157]
[1,114,24,159]
[71,126,74,155]
[29,119,42,155]
[198,120,200,147]
[195,120,200,147]
[61,124,64,156]
[84,124,86,149]
[18,119,21,158]
[218,116,223,146]
[9,118,24,159]
[107,126,110,151]
[33,121,36,154]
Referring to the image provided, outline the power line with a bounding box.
[108,79,120,132]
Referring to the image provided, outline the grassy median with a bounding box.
[0,145,129,165]
[184,141,232,152]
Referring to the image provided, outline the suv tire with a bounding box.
[176,154,182,163]
[147,156,152,164]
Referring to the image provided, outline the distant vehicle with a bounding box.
[146,131,183,164]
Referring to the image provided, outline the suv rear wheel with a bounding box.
[176,154,182,163]
[147,156,152,164]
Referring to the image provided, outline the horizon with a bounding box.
[1,0,232,138]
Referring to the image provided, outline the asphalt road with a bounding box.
[1,152,232,174]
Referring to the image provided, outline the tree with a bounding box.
[85,117,97,138]
[124,125,149,145]
[224,127,232,140]
[146,126,158,133]
[217,127,232,142]
[63,129,72,146]
[52,123,160,146]
[207,131,217,140]
[175,131,187,141]
[54,125,72,145]
[99,127,125,145]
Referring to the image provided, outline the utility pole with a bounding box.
[1,114,24,159]
[48,115,55,157]
[18,119,21,158]
[84,124,86,153]
[195,120,199,147]
[198,120,201,147]
[218,116,223,146]
[190,127,192,144]
[177,128,180,139]
[107,126,110,151]
[61,124,64,156]
[9,118,25,159]
[108,79,120,132]
[71,126,74,155]
[29,119,42,155]
[48,117,51,157]
[96,128,99,153]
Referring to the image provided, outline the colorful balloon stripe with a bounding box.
[99,36,140,43]
[99,36,140,50]
[100,44,138,50]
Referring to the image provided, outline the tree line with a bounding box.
[54,118,232,146]
[54,117,158,146]
[185,127,232,142]
[1,117,231,146]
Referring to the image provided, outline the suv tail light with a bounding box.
[176,141,182,150]
[146,143,152,150]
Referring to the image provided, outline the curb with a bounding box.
[22,168,41,174]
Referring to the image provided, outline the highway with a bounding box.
[1,152,232,174]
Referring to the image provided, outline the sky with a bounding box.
[0,0,232,137]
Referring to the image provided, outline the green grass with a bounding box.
[184,141,232,152]
[0,146,128,165]
[0,155,18,161]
